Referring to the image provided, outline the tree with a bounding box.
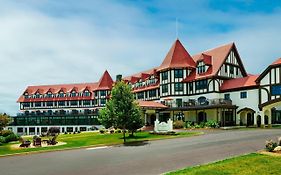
[99,81,143,143]
[0,113,10,131]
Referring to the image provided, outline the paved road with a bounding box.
[0,129,280,175]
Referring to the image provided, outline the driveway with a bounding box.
[0,129,280,175]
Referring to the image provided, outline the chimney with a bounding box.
[116,74,122,82]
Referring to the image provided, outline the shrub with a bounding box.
[99,129,105,134]
[173,120,185,129]
[77,131,81,134]
[205,120,219,128]
[194,124,201,128]
[185,121,193,128]
[199,122,206,128]
[265,140,278,152]
[115,129,122,133]
[33,135,39,140]
[0,136,5,144]
[64,132,67,135]
[0,130,13,137]
[110,130,114,134]
[278,137,281,146]
[47,127,60,136]
[4,133,19,143]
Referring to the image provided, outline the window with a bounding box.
[59,93,65,97]
[189,83,193,92]
[46,93,52,98]
[224,94,230,100]
[230,66,234,74]
[100,99,106,105]
[174,69,183,78]
[197,61,206,74]
[70,101,78,106]
[174,83,183,92]
[100,90,106,96]
[46,101,53,107]
[35,93,40,98]
[24,93,29,99]
[149,90,157,97]
[195,80,208,90]
[162,84,168,93]
[137,92,144,99]
[58,101,65,106]
[161,71,168,80]
[83,100,90,106]
[71,91,76,97]
[35,102,41,107]
[236,68,239,75]
[225,65,228,72]
[176,99,182,107]
[240,91,247,99]
[84,91,90,97]
[22,102,30,108]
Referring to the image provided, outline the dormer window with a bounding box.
[197,61,206,74]
[84,91,90,97]
[35,93,40,98]
[58,92,64,97]
[71,91,77,97]
[24,92,29,99]
[46,92,52,98]
[174,69,183,78]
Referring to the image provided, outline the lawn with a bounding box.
[166,153,281,175]
[0,131,202,156]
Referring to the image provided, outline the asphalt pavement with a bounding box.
[0,129,280,175]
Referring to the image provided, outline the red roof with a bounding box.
[96,70,114,90]
[17,70,114,103]
[17,82,98,102]
[157,39,196,71]
[271,58,281,66]
[184,42,245,82]
[137,100,167,109]
[123,68,157,81]
[220,74,259,91]
[132,84,159,93]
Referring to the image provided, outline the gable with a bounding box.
[217,45,247,78]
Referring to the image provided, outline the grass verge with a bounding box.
[166,153,281,175]
[0,131,202,157]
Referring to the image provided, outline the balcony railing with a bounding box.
[16,110,99,117]
[162,98,232,108]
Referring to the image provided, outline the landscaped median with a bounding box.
[166,153,281,175]
[0,131,202,157]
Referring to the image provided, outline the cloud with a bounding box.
[0,0,281,115]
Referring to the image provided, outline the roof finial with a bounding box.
[176,17,178,39]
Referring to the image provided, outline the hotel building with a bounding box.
[10,39,281,135]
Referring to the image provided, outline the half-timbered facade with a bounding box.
[11,39,281,135]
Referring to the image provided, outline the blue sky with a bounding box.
[0,0,281,114]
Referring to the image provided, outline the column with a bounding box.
[236,113,241,126]
[254,114,257,127]
[26,127,30,135]
[261,110,265,128]
[268,109,272,128]
[144,113,147,125]
[156,111,159,121]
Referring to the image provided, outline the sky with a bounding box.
[1,0,281,115]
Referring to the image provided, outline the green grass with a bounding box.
[0,131,202,156]
[166,153,281,175]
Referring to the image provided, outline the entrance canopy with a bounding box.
[137,100,168,110]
